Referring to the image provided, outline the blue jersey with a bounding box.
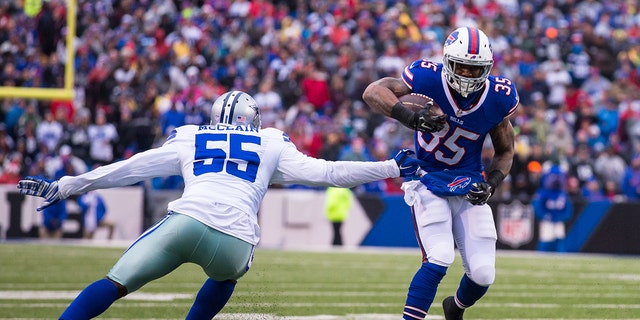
[402,60,519,195]
[402,60,518,172]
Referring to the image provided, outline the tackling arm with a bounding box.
[271,145,402,188]
[57,145,182,198]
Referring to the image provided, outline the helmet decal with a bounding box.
[445,30,459,47]
[467,27,479,55]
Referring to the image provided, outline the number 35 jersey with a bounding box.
[402,59,519,174]
[57,124,400,245]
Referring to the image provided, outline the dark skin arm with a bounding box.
[364,75,515,182]
[486,117,515,183]
[362,77,412,116]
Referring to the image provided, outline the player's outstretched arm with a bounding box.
[18,146,183,209]
[272,148,421,188]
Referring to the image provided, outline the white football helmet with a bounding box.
[442,27,494,97]
[210,91,261,128]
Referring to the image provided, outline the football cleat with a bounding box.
[442,296,465,320]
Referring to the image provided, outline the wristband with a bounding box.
[390,102,417,129]
[486,169,506,189]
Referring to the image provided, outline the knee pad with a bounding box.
[469,265,495,287]
[428,242,456,267]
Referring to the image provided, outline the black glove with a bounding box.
[465,182,494,205]
[390,102,447,133]
[415,108,447,133]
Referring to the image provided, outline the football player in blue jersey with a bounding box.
[17,90,422,320]
[363,26,519,320]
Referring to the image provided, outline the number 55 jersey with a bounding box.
[57,124,401,245]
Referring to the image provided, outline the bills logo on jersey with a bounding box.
[282,132,291,142]
[445,30,459,47]
[447,176,471,192]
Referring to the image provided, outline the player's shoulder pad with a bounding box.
[261,127,294,144]
[164,125,199,145]
[403,59,441,89]
[405,59,441,74]
[487,75,520,117]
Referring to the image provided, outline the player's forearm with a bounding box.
[487,119,515,187]
[276,158,400,187]
[324,159,400,187]
[362,78,406,116]
[58,147,181,198]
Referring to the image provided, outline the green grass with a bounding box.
[0,242,639,319]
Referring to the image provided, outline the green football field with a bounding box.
[0,242,639,319]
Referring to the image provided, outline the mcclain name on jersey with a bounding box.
[199,124,260,132]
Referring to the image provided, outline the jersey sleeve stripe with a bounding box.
[402,66,414,89]
[506,99,519,117]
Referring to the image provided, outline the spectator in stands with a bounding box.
[594,145,628,190]
[581,176,607,201]
[159,102,185,138]
[253,78,284,128]
[64,108,92,161]
[569,144,597,188]
[621,155,640,201]
[0,153,22,184]
[35,109,63,155]
[88,110,119,167]
[45,145,88,180]
[301,58,332,115]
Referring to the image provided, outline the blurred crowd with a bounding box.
[2,0,640,201]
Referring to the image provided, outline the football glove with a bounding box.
[393,149,421,177]
[415,108,447,133]
[17,176,62,211]
[465,182,494,205]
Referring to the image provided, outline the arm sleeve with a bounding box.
[57,145,182,198]
[270,145,400,187]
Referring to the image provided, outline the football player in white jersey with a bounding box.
[17,90,422,320]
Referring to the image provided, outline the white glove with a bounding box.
[17,176,62,211]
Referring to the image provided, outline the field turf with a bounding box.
[0,242,639,319]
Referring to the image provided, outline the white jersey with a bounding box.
[58,124,400,245]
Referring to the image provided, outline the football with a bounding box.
[399,93,444,117]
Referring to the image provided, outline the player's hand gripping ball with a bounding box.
[399,93,447,133]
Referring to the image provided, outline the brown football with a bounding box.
[399,93,444,117]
